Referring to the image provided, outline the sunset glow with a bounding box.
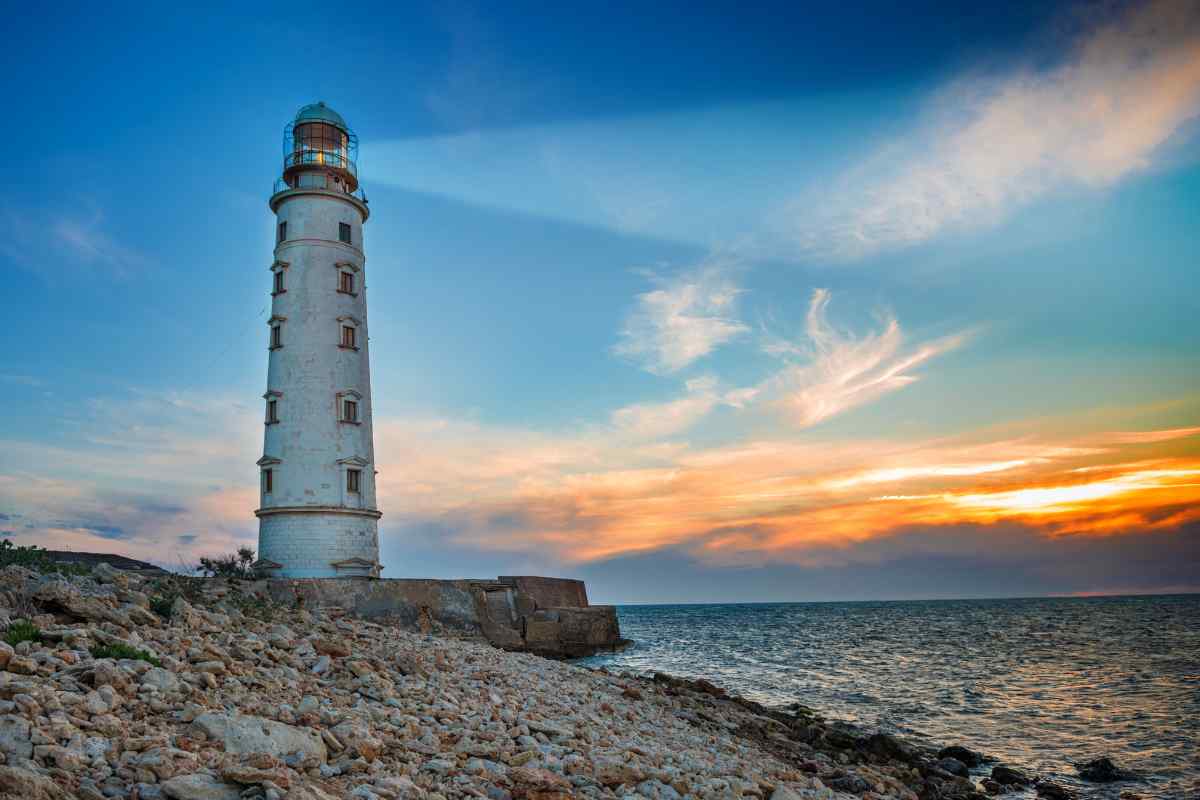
[1,0,1198,601]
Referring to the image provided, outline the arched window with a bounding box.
[335,261,359,296]
[264,390,282,424]
[268,315,287,349]
[336,389,362,424]
[270,260,289,295]
[337,315,360,350]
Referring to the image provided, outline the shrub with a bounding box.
[197,546,258,579]
[0,538,91,576]
[149,595,175,619]
[3,620,41,646]
[90,643,161,667]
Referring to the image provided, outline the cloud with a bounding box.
[755,289,968,427]
[1102,426,1200,444]
[0,200,150,280]
[0,388,259,567]
[610,376,726,439]
[787,0,1200,259]
[3,372,1196,596]
[614,262,749,374]
[371,419,1200,570]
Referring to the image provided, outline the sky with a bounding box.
[1,0,1198,603]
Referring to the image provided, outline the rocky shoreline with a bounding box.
[0,564,1130,800]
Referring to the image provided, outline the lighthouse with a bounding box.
[255,102,382,578]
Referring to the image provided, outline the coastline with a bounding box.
[0,565,1122,800]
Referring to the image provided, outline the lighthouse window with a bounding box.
[273,270,285,295]
[341,325,357,349]
[277,221,287,243]
[338,271,355,294]
[270,324,283,349]
[262,469,273,494]
[346,468,361,493]
[342,398,358,423]
[339,222,352,244]
[266,399,278,424]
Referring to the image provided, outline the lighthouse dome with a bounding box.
[294,101,348,131]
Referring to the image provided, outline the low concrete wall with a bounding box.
[265,578,483,631]
[498,576,588,608]
[263,575,625,659]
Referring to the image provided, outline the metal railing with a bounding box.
[272,177,367,203]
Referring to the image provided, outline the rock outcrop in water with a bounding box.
[0,562,1034,800]
[1075,756,1136,783]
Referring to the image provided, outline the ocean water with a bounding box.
[579,595,1200,799]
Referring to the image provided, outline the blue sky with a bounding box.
[2,0,1198,602]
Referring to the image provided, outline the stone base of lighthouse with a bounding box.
[256,508,381,578]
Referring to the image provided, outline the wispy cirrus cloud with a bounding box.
[1102,426,1200,444]
[611,282,965,432]
[610,375,728,439]
[754,289,969,427]
[614,262,749,374]
[784,0,1200,260]
[0,200,150,280]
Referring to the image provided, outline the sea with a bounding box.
[578,595,1200,800]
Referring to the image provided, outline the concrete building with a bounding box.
[255,102,382,578]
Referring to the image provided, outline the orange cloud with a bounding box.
[4,379,1197,577]
[367,414,1200,566]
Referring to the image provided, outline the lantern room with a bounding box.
[281,101,359,193]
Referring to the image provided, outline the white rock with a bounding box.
[161,773,243,800]
[0,714,33,760]
[190,712,326,762]
[140,667,181,693]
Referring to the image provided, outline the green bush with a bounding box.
[3,620,41,646]
[149,595,175,619]
[197,546,258,579]
[90,643,162,667]
[0,538,91,576]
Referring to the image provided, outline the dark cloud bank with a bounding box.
[382,518,1200,605]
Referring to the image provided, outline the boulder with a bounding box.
[592,757,646,787]
[0,714,33,760]
[509,766,573,800]
[287,784,340,800]
[771,788,833,800]
[0,765,74,800]
[938,745,985,767]
[92,659,132,692]
[332,720,385,761]
[190,713,326,762]
[92,563,125,585]
[865,732,919,763]
[1036,781,1075,799]
[937,756,970,777]
[1076,757,1136,783]
[828,774,872,794]
[219,752,290,789]
[7,654,38,674]
[313,638,350,657]
[161,773,244,800]
[141,666,182,693]
[992,765,1032,786]
[32,580,130,626]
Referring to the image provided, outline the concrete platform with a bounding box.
[263,575,628,659]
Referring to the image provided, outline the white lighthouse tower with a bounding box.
[255,102,382,579]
